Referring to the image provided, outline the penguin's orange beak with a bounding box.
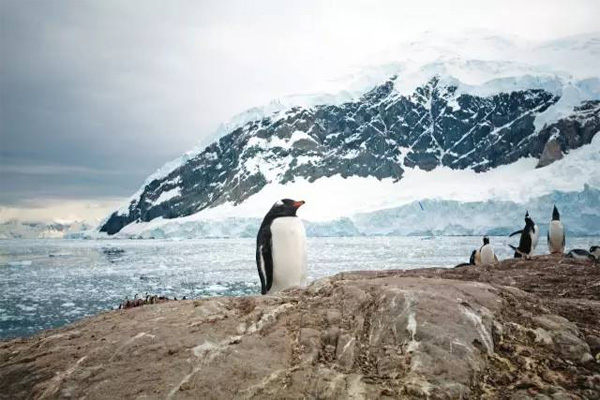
[292,200,305,208]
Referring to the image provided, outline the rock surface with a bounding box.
[1,255,599,399]
[536,138,563,168]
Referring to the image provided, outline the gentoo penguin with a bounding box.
[509,211,538,259]
[454,249,477,268]
[566,249,596,261]
[590,246,600,259]
[547,205,565,254]
[479,236,499,265]
[256,199,307,295]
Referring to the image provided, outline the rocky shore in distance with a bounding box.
[1,255,599,399]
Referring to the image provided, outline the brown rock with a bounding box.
[536,137,563,168]
[1,255,599,399]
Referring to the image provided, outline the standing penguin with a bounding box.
[479,236,499,265]
[547,205,565,254]
[256,199,307,295]
[509,211,538,258]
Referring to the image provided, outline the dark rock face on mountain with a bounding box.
[1,256,599,399]
[535,100,600,168]
[100,78,599,234]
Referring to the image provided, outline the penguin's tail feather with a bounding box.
[509,230,523,237]
[509,245,530,258]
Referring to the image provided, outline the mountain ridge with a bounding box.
[99,32,600,236]
[100,77,599,235]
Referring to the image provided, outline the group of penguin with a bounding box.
[255,199,599,295]
[464,206,600,267]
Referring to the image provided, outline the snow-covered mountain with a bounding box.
[99,31,600,238]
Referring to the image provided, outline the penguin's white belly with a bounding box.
[531,225,539,253]
[480,244,495,265]
[548,221,565,253]
[270,217,307,293]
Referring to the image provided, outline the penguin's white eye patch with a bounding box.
[275,200,283,206]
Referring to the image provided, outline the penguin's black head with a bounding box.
[268,198,305,218]
[524,211,535,227]
[483,236,490,245]
[552,205,560,221]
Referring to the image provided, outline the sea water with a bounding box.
[1,236,598,340]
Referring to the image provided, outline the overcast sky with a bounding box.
[1,0,598,222]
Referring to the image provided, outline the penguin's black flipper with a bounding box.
[508,244,518,251]
[256,226,274,295]
[262,239,274,293]
[469,250,477,265]
[255,245,266,294]
[509,230,523,237]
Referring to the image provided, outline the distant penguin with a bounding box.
[590,246,600,259]
[509,211,538,259]
[566,249,596,261]
[256,199,307,295]
[479,236,499,265]
[547,205,565,254]
[454,249,479,268]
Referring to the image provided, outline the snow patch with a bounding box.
[152,187,181,205]
[534,80,600,131]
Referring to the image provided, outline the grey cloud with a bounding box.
[1,0,598,211]
[0,0,218,206]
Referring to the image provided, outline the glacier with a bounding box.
[97,184,599,239]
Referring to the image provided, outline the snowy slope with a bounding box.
[111,185,600,239]
[114,134,600,238]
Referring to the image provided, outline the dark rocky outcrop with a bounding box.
[1,255,599,399]
[535,100,600,168]
[100,78,599,235]
[537,138,563,168]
